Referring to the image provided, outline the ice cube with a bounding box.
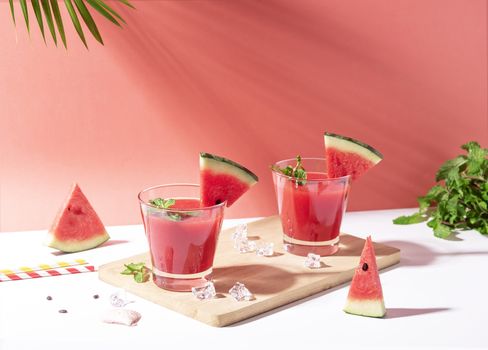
[229,282,254,301]
[304,253,321,269]
[192,281,216,300]
[235,238,257,253]
[110,289,134,307]
[256,242,274,257]
[232,223,248,241]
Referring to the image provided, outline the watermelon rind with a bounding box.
[200,152,259,185]
[344,298,386,318]
[46,232,110,253]
[324,132,383,164]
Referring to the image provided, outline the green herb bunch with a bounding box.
[393,141,488,238]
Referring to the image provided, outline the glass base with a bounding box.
[152,274,211,292]
[283,240,339,257]
[151,267,212,292]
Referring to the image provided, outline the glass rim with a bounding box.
[271,157,351,182]
[138,183,227,211]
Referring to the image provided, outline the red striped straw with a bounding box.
[0,264,96,282]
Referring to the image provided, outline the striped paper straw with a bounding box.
[0,259,89,275]
[0,265,96,282]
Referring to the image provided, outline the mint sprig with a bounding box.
[149,198,175,209]
[121,262,150,283]
[148,197,200,221]
[272,155,307,185]
[393,141,488,238]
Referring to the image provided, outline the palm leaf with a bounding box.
[64,0,87,48]
[31,0,46,42]
[73,0,103,45]
[116,0,134,9]
[8,0,135,48]
[86,0,121,26]
[9,0,15,24]
[50,0,67,48]
[95,0,126,24]
[19,0,29,32]
[40,0,57,45]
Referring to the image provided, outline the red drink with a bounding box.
[139,185,225,292]
[272,158,351,256]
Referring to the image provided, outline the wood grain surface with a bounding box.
[99,216,400,327]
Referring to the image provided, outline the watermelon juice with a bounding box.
[139,184,225,292]
[272,158,351,256]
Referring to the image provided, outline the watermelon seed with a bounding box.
[362,263,369,271]
[46,296,52,301]
[215,199,222,205]
[93,294,99,299]
[58,309,68,314]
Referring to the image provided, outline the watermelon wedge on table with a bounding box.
[200,153,258,207]
[46,183,110,253]
[344,236,386,317]
[324,132,383,180]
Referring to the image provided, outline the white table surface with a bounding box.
[0,208,487,350]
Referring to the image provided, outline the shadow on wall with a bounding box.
[99,0,486,217]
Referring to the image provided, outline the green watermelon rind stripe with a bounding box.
[324,132,384,163]
[200,152,259,183]
[47,230,110,253]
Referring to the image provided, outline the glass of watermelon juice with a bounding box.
[138,184,225,292]
[271,158,351,256]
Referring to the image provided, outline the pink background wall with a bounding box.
[1,0,487,231]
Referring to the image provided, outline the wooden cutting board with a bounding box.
[99,216,400,327]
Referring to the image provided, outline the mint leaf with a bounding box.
[435,156,467,181]
[433,222,452,239]
[393,213,427,225]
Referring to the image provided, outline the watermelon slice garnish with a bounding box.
[200,152,258,207]
[46,183,110,253]
[324,132,383,180]
[344,236,386,318]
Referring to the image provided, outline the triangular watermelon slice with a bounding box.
[324,132,383,180]
[200,152,258,207]
[46,183,110,253]
[344,236,386,317]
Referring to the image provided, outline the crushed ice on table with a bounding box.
[304,253,321,269]
[229,282,254,301]
[235,238,257,253]
[256,242,274,257]
[232,223,248,241]
[110,289,134,307]
[192,281,216,300]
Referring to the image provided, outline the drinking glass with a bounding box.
[138,184,225,292]
[271,158,351,256]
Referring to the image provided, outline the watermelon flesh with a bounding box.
[324,132,383,180]
[326,149,377,180]
[46,183,109,253]
[200,153,258,207]
[344,236,386,317]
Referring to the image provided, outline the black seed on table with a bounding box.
[46,296,52,301]
[93,294,99,299]
[362,263,369,271]
[58,309,68,314]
